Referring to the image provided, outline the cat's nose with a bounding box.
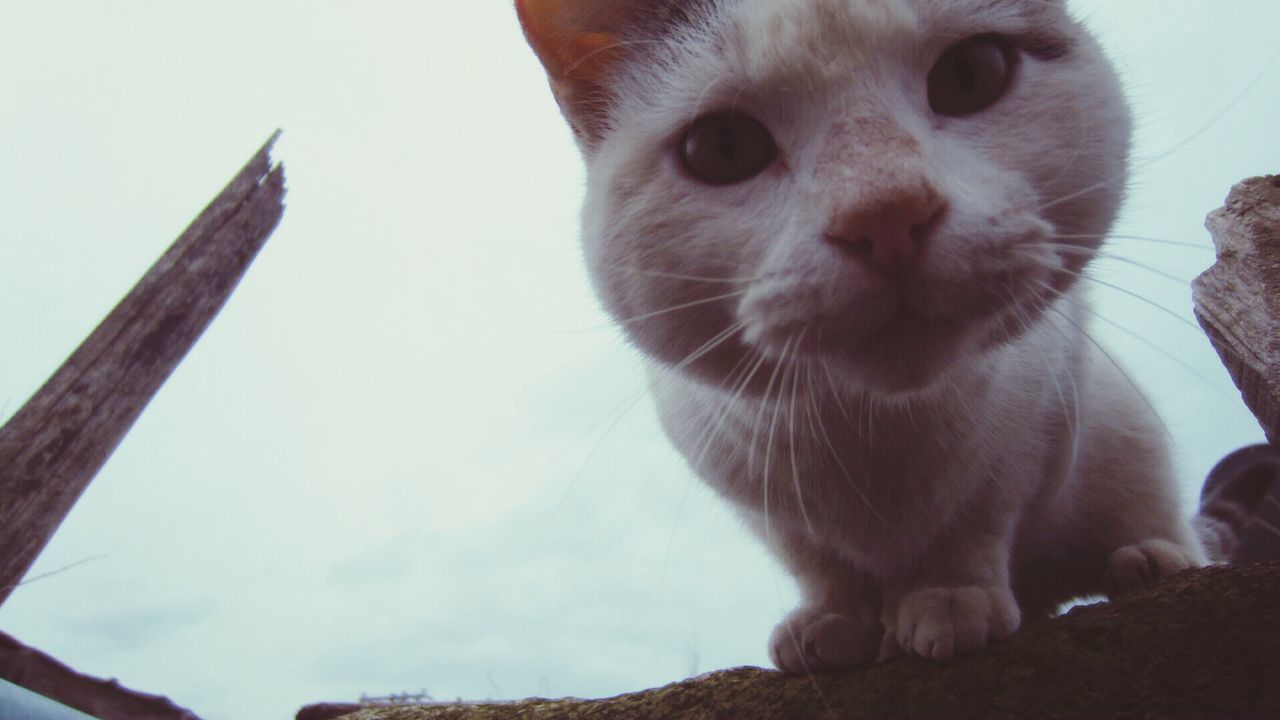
[824,185,946,275]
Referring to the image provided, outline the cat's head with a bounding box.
[519,0,1131,395]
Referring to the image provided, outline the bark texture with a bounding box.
[1193,174,1280,444]
[0,631,202,720]
[0,132,287,605]
[311,563,1280,720]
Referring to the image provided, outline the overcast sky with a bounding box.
[0,2,1277,719]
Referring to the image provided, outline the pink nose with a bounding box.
[824,185,946,275]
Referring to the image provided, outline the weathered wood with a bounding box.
[0,630,202,720]
[1193,174,1280,445]
[0,133,287,606]
[309,563,1280,720]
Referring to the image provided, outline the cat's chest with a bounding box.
[651,368,992,547]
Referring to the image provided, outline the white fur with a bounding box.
[529,0,1206,670]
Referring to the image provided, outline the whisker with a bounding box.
[862,383,878,450]
[1038,44,1279,222]
[1009,249,1203,334]
[613,289,748,327]
[1053,233,1212,251]
[1035,170,1126,215]
[655,333,764,595]
[537,382,652,548]
[563,37,663,76]
[753,337,795,544]
[769,367,843,706]
[1007,281,1083,478]
[1077,275,1203,334]
[1045,304,1172,440]
[733,351,772,487]
[599,262,775,285]
[819,361,858,436]
[1139,43,1280,165]
[678,345,763,480]
[1253,515,1280,542]
[785,332,817,537]
[1018,273,1219,393]
[1040,100,1092,197]
[671,320,748,373]
[1043,330,1083,483]
[1038,243,1192,285]
[764,338,801,540]
[1085,306,1229,396]
[806,365,890,528]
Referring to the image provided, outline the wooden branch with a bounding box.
[0,132,287,606]
[309,563,1280,720]
[1193,173,1280,445]
[0,630,202,720]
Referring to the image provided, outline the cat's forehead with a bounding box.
[716,0,1061,32]
[673,0,1069,85]
[737,0,920,44]
[727,0,920,84]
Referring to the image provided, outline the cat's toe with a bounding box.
[1105,539,1197,595]
[895,585,1019,661]
[768,608,880,674]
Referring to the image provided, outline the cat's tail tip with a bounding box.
[1194,443,1280,563]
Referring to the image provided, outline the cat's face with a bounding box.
[520,0,1131,395]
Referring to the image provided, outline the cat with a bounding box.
[516,0,1208,671]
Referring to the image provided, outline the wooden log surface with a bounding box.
[1193,173,1280,445]
[0,630,202,720]
[309,563,1280,720]
[0,132,287,606]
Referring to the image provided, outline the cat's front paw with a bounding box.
[1104,539,1197,596]
[895,585,1019,660]
[768,606,881,674]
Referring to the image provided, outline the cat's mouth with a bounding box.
[657,292,1014,397]
[817,310,974,392]
[658,252,1054,395]
[737,288,1010,394]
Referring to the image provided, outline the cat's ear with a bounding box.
[515,0,629,146]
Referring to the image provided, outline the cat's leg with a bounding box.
[1104,539,1198,595]
[885,530,1021,661]
[1076,344,1207,596]
[1090,436,1208,594]
[766,534,883,673]
[769,601,881,673]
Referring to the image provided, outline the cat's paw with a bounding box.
[768,607,881,674]
[895,585,1019,661]
[1104,539,1196,595]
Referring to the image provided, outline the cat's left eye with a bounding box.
[928,35,1018,117]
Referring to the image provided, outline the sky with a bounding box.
[0,2,1277,719]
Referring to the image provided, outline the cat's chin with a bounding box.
[820,318,974,396]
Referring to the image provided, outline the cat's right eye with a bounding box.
[928,35,1018,117]
[678,111,778,186]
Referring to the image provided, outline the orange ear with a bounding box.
[515,0,621,84]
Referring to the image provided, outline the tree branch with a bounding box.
[0,132,287,606]
[314,563,1280,720]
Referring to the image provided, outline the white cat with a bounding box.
[517,0,1207,671]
